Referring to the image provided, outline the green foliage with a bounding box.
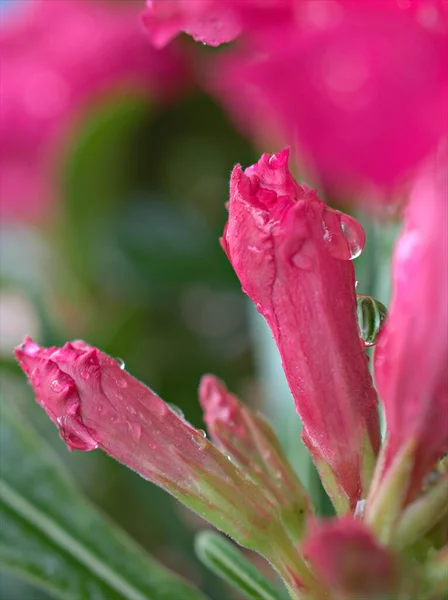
[0,398,208,600]
[195,531,287,600]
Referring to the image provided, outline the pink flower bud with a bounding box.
[14,338,281,549]
[303,517,399,599]
[373,163,448,504]
[222,149,380,512]
[199,374,312,541]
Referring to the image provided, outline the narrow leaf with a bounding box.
[195,530,287,600]
[0,398,208,600]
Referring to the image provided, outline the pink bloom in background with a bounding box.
[142,0,242,48]
[303,517,398,598]
[0,0,188,222]
[373,161,448,503]
[211,1,447,198]
[222,149,380,512]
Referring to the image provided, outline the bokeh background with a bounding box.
[1,0,445,598]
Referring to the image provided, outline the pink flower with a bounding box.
[210,1,447,196]
[14,337,279,548]
[372,162,448,503]
[222,149,380,513]
[0,0,188,221]
[199,375,312,540]
[142,0,242,48]
[303,517,399,598]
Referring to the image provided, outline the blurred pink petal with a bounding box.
[0,0,189,222]
[222,149,380,512]
[142,0,242,48]
[303,517,399,599]
[373,161,448,502]
[210,1,447,197]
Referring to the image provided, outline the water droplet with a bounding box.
[357,295,388,347]
[198,429,207,438]
[116,377,128,389]
[167,403,185,419]
[57,416,98,452]
[149,442,157,450]
[115,393,123,401]
[50,379,67,393]
[128,422,141,442]
[341,214,365,259]
[322,208,365,260]
[115,357,125,370]
[80,370,90,381]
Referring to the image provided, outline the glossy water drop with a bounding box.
[149,442,157,450]
[357,295,388,347]
[115,357,125,370]
[341,214,366,259]
[128,422,141,442]
[322,208,366,260]
[80,370,90,381]
[167,403,185,419]
[50,379,67,393]
[116,377,128,389]
[198,429,207,438]
[57,416,98,452]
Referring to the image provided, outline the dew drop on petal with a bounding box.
[57,416,98,452]
[357,295,388,347]
[322,208,365,260]
[340,214,366,260]
[80,370,90,381]
[167,403,185,419]
[50,379,67,393]
[115,357,125,370]
[128,422,141,442]
[116,377,128,389]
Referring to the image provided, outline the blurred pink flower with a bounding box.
[209,0,447,198]
[373,161,448,503]
[303,517,399,599]
[222,149,380,512]
[142,0,242,48]
[0,0,188,221]
[14,337,279,547]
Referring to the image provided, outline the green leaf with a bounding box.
[0,398,208,600]
[195,531,287,600]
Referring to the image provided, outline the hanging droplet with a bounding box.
[322,208,366,260]
[115,357,125,370]
[57,415,98,452]
[167,403,185,419]
[357,295,388,347]
[197,429,207,438]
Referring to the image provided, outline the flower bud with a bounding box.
[199,374,312,542]
[15,337,280,550]
[222,149,380,513]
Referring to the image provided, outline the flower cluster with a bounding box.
[17,148,448,598]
